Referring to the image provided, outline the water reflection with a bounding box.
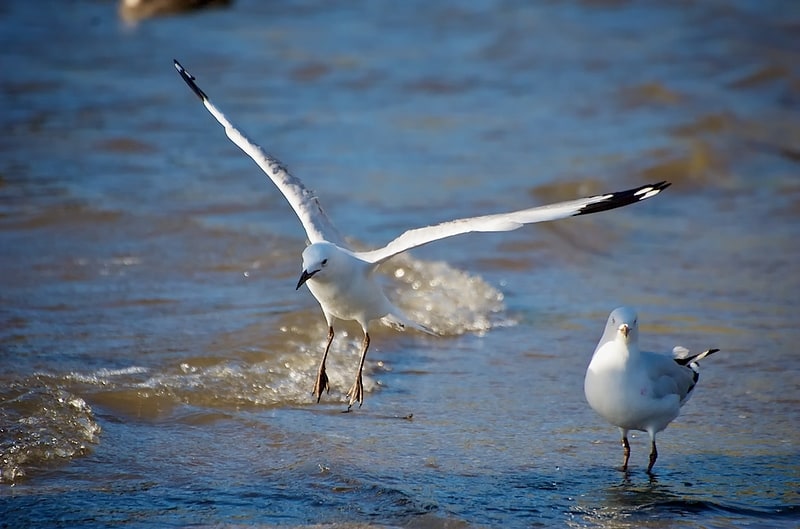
[573,475,697,528]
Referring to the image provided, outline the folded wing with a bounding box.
[645,347,719,404]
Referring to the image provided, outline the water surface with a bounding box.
[1,1,798,527]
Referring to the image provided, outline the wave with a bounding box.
[0,377,101,484]
[106,253,512,410]
[0,254,509,483]
[381,253,509,336]
[68,257,506,414]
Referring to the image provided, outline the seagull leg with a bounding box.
[620,430,631,472]
[647,437,658,474]
[313,326,334,402]
[347,332,370,410]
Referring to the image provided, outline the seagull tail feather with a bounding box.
[381,313,437,336]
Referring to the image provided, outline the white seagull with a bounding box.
[174,60,671,410]
[584,306,719,473]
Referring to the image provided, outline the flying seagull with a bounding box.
[173,60,671,410]
[584,306,719,473]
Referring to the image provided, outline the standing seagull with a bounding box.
[173,60,671,410]
[584,306,719,473]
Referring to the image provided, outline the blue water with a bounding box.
[1,0,798,527]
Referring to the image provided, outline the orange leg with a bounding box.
[346,332,370,409]
[313,326,334,402]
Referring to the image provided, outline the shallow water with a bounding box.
[1,0,798,527]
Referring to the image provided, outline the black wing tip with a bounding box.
[173,59,208,102]
[573,180,672,217]
[648,180,671,195]
[675,347,720,366]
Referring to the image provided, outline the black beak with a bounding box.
[296,269,318,290]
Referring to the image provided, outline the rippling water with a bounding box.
[1,0,798,527]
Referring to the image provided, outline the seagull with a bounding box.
[584,306,719,473]
[173,60,671,410]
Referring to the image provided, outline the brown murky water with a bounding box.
[1,1,798,527]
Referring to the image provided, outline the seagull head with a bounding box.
[296,242,337,290]
[606,306,639,344]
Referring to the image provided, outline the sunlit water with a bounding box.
[1,1,798,527]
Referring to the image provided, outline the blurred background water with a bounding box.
[1,0,798,527]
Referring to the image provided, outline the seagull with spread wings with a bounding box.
[174,60,670,410]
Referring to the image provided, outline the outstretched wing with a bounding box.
[354,182,670,264]
[174,60,345,247]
